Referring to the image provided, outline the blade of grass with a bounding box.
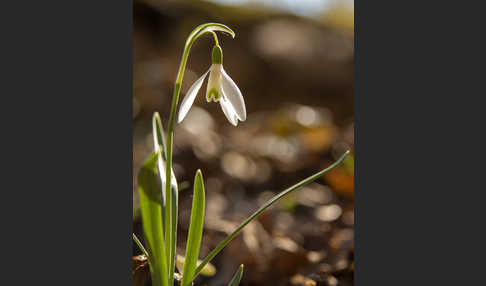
[133,233,155,276]
[153,112,179,286]
[138,152,169,286]
[133,233,149,258]
[227,265,244,286]
[191,151,350,282]
[181,170,206,286]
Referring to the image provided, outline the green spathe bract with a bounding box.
[135,22,351,286]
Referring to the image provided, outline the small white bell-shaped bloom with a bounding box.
[177,45,246,126]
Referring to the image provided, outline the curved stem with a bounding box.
[210,31,219,46]
[163,23,234,286]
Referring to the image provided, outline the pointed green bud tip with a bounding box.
[211,45,223,64]
[195,169,204,182]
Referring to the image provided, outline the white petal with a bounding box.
[219,97,238,126]
[178,69,209,123]
[221,67,246,121]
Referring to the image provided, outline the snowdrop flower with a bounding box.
[178,45,246,126]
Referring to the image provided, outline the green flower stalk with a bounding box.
[163,23,235,286]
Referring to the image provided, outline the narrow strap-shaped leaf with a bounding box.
[133,233,155,275]
[191,151,351,282]
[138,152,169,286]
[133,233,149,258]
[152,112,179,285]
[181,170,206,286]
[227,265,244,286]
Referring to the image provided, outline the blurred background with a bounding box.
[133,0,354,285]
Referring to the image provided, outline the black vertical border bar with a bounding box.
[1,0,134,285]
[355,0,486,285]
[128,0,134,284]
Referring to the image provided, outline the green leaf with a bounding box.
[227,265,244,286]
[133,233,155,275]
[133,233,149,258]
[181,170,206,286]
[190,151,351,283]
[138,152,169,286]
[152,112,179,286]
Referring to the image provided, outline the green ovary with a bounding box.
[206,88,220,102]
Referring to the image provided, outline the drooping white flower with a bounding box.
[178,45,246,126]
